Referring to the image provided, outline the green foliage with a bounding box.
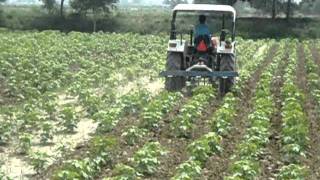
[60,106,79,133]
[277,164,309,180]
[29,151,50,174]
[163,0,187,8]
[106,164,140,180]
[171,160,202,180]
[227,160,260,179]
[41,0,57,13]
[70,0,118,13]
[93,109,121,133]
[40,122,54,144]
[0,120,11,145]
[187,132,222,163]
[141,92,182,130]
[132,142,167,175]
[121,126,147,146]
[172,87,214,137]
[211,93,237,136]
[17,133,32,155]
[54,137,116,180]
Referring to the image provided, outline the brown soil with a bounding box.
[39,112,142,179]
[147,45,270,180]
[202,45,278,180]
[150,96,223,179]
[259,48,288,179]
[96,96,192,179]
[301,44,320,179]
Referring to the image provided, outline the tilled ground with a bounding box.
[149,95,223,179]
[202,45,278,180]
[259,48,288,179]
[298,45,320,180]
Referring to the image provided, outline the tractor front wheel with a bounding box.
[165,52,186,91]
[219,54,235,95]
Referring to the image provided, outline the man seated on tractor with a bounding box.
[194,15,212,65]
[195,15,211,39]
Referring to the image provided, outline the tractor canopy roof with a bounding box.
[173,4,236,21]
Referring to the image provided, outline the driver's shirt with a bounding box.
[195,24,211,37]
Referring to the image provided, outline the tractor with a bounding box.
[160,4,238,95]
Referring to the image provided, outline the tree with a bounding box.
[313,0,320,14]
[41,0,57,14]
[286,0,292,20]
[132,0,142,4]
[193,0,241,5]
[60,0,65,18]
[0,0,5,25]
[164,0,188,8]
[70,0,118,32]
[272,0,276,19]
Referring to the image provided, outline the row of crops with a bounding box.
[0,31,320,179]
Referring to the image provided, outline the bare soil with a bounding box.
[39,79,164,179]
[299,45,320,179]
[259,48,288,179]
[97,95,192,179]
[150,96,223,179]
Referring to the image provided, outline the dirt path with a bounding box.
[259,49,288,179]
[202,45,278,179]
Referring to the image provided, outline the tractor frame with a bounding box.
[160,4,239,94]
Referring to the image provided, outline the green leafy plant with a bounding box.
[187,132,222,163]
[106,164,140,180]
[93,109,121,133]
[172,88,214,138]
[171,160,202,180]
[29,151,50,174]
[60,106,79,133]
[132,142,167,175]
[17,133,32,155]
[227,160,260,179]
[277,164,309,180]
[141,92,182,130]
[121,126,147,146]
[0,121,11,145]
[40,122,54,144]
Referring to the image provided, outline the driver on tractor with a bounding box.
[193,15,215,66]
[194,15,219,51]
[195,15,210,40]
[194,15,211,54]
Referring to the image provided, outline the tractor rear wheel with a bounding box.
[165,52,186,91]
[219,54,235,95]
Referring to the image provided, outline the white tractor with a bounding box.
[160,4,238,95]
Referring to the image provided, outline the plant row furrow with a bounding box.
[224,41,285,179]
[276,41,309,179]
[52,91,182,179]
[104,87,215,179]
[170,42,276,179]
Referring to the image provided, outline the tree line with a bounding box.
[166,0,320,20]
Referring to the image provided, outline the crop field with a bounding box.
[0,31,320,180]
